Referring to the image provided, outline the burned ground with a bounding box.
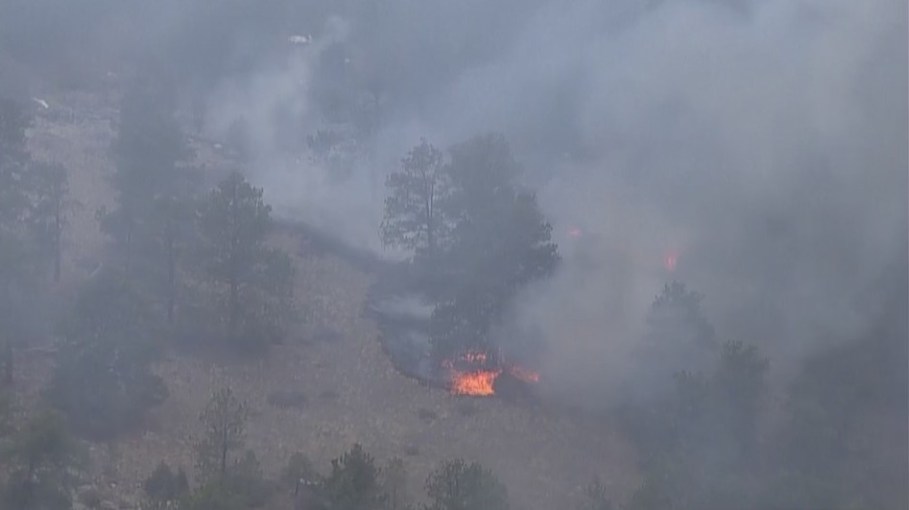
[12,91,639,510]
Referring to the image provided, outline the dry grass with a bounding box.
[102,250,639,509]
[17,93,640,510]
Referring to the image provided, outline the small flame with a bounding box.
[444,350,540,396]
[450,370,502,396]
[663,250,678,272]
[567,226,583,239]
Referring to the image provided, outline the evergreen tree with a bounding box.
[322,444,386,510]
[0,96,34,386]
[195,387,249,482]
[381,139,450,260]
[428,134,558,361]
[100,66,197,323]
[1,411,78,510]
[48,274,167,439]
[28,161,71,283]
[194,172,294,350]
[424,459,509,510]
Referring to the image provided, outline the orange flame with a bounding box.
[450,369,502,396]
[444,349,540,396]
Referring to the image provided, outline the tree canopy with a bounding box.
[382,133,558,363]
[194,172,295,350]
[424,458,510,510]
[48,274,167,439]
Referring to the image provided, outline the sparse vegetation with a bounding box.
[322,443,386,510]
[48,274,167,439]
[143,461,190,508]
[0,2,903,509]
[383,134,559,364]
[424,458,510,510]
[0,410,78,510]
[281,452,319,488]
[193,172,295,351]
[195,387,249,481]
[267,389,308,410]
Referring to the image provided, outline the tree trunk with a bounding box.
[53,200,62,282]
[23,460,35,505]
[228,279,239,334]
[220,431,229,479]
[2,338,12,386]
[124,220,133,282]
[166,233,176,324]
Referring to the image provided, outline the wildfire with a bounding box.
[663,250,678,272]
[450,369,501,396]
[444,350,540,396]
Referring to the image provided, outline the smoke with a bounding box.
[193,0,905,400]
[199,16,392,252]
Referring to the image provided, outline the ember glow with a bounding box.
[443,350,540,396]
[450,369,502,396]
[567,226,583,239]
[663,250,678,272]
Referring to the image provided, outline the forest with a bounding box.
[0,1,906,509]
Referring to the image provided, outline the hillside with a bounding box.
[17,91,639,510]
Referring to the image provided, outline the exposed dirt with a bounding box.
[15,92,640,510]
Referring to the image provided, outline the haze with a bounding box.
[0,1,905,509]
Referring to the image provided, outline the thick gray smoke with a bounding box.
[197,0,906,400]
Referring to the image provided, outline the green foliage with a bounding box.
[425,134,558,361]
[579,479,613,510]
[640,282,717,383]
[100,68,197,325]
[440,135,557,289]
[322,443,386,510]
[184,449,273,509]
[0,96,50,388]
[713,341,769,457]
[226,450,274,507]
[150,193,199,324]
[380,139,450,257]
[759,281,909,510]
[180,480,248,510]
[195,387,249,481]
[0,97,33,272]
[381,457,408,510]
[187,390,274,508]
[103,76,188,235]
[0,389,11,439]
[143,461,189,505]
[281,452,320,488]
[1,411,78,510]
[624,283,771,510]
[48,275,167,439]
[0,96,30,169]
[194,172,294,350]
[424,459,509,510]
[27,161,72,282]
[381,134,558,361]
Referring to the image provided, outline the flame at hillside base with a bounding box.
[444,351,541,396]
[450,369,502,396]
